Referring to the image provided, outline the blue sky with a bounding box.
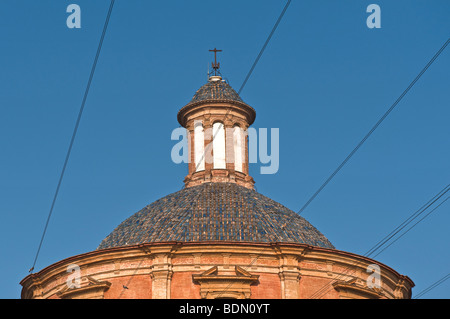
[1,0,449,299]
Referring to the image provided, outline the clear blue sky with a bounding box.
[1,0,449,299]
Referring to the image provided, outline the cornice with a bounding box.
[177,100,256,127]
[21,241,414,293]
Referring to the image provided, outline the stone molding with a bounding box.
[20,242,414,299]
[56,276,111,299]
[332,278,386,299]
[192,266,259,299]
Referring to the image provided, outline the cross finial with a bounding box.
[209,48,222,75]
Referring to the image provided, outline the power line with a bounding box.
[308,184,449,299]
[365,184,450,257]
[238,0,291,95]
[118,1,293,297]
[297,37,450,216]
[413,273,450,299]
[371,195,449,259]
[193,0,292,173]
[211,35,450,302]
[296,37,450,298]
[29,0,116,273]
[310,188,448,298]
[284,37,450,298]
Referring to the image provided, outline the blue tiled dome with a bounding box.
[97,183,334,250]
[190,77,244,104]
[177,77,256,127]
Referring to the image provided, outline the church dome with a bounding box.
[97,182,334,250]
[21,53,414,300]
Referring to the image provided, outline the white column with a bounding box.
[194,122,205,171]
[233,126,243,172]
[213,122,226,169]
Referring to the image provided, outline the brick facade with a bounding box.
[20,242,414,299]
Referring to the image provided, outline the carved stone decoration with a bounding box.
[192,266,259,299]
[332,278,386,299]
[150,253,174,299]
[56,276,111,299]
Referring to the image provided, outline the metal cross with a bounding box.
[209,48,222,75]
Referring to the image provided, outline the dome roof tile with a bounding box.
[98,183,334,250]
[190,78,243,104]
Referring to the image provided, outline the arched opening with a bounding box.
[194,122,205,171]
[233,125,244,172]
[212,122,226,169]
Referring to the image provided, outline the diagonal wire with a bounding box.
[413,273,450,299]
[290,37,450,298]
[191,0,292,174]
[371,195,450,259]
[238,0,291,95]
[308,185,449,299]
[364,184,450,257]
[118,2,293,295]
[310,189,448,298]
[297,37,450,216]
[29,0,116,273]
[233,36,450,298]
[201,23,450,302]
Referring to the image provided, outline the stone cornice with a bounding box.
[20,241,414,299]
[22,242,414,284]
[56,276,111,299]
[192,266,259,299]
[332,278,387,299]
[178,100,256,128]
